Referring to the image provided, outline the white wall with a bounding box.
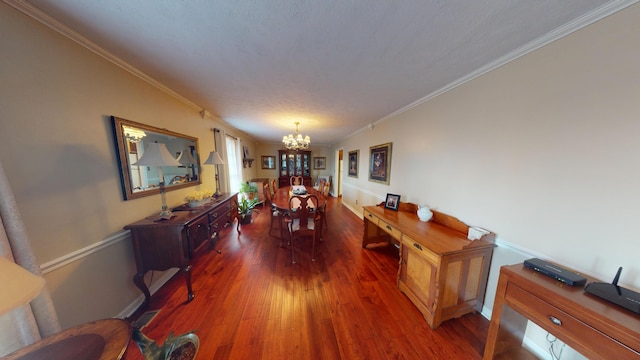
[0,3,254,328]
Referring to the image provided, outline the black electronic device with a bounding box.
[584,267,640,315]
[523,258,587,286]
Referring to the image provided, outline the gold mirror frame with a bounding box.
[111,116,201,200]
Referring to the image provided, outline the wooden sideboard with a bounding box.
[124,193,238,307]
[484,263,640,359]
[363,202,495,329]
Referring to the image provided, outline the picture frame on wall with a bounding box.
[313,157,326,170]
[369,142,392,184]
[384,193,400,211]
[261,155,275,169]
[348,150,359,178]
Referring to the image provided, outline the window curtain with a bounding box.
[225,135,242,193]
[0,161,60,356]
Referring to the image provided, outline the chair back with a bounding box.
[290,176,304,186]
[263,182,272,204]
[288,195,320,233]
[270,178,277,197]
[321,180,330,197]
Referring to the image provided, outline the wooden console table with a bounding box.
[484,263,640,359]
[363,202,495,329]
[124,193,238,307]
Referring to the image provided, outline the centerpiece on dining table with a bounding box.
[291,185,308,196]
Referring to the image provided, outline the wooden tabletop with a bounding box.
[272,186,326,211]
[2,318,131,360]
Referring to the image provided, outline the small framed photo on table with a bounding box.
[384,193,400,211]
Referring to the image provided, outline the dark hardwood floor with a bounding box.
[123,196,489,359]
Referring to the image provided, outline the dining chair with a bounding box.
[284,194,322,263]
[290,176,304,186]
[270,178,277,198]
[263,182,283,238]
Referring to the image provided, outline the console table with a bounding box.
[484,263,640,359]
[124,193,238,307]
[363,202,495,329]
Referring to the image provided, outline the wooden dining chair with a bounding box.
[263,182,283,238]
[284,194,322,263]
[270,178,278,198]
[290,176,304,186]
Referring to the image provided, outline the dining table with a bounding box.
[271,185,327,240]
[272,185,327,211]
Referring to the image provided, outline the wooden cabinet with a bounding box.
[278,150,311,188]
[484,264,640,359]
[363,203,495,329]
[124,193,238,307]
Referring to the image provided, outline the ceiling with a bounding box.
[17,0,621,145]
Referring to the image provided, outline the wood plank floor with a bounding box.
[123,196,489,359]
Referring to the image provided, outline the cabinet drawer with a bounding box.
[379,219,402,241]
[186,215,210,255]
[363,209,379,226]
[506,283,639,359]
[402,235,439,265]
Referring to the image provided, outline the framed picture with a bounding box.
[261,155,275,169]
[243,146,250,159]
[384,193,400,211]
[369,142,392,184]
[348,150,359,178]
[313,157,326,169]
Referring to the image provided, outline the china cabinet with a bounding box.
[278,150,311,187]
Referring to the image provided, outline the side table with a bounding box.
[1,318,131,360]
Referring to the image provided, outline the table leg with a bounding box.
[184,265,194,302]
[133,272,151,307]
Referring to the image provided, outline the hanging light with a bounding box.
[282,122,310,150]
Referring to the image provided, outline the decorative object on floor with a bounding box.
[368,142,392,184]
[417,205,433,222]
[282,121,310,150]
[0,256,45,315]
[184,190,213,208]
[384,193,400,211]
[133,327,199,360]
[133,143,182,220]
[204,151,225,197]
[238,197,259,225]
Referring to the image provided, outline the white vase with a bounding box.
[188,199,208,208]
[417,206,433,222]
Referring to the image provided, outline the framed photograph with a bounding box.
[243,146,250,159]
[384,193,400,211]
[369,142,392,184]
[313,157,326,170]
[348,150,359,178]
[261,155,275,169]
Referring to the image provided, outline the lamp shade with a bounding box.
[133,143,182,167]
[176,149,197,165]
[204,151,225,165]
[0,257,45,315]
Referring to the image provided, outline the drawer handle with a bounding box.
[368,213,373,218]
[212,223,218,229]
[548,316,562,326]
[413,243,423,251]
[212,213,218,218]
[386,225,392,231]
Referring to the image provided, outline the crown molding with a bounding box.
[3,0,203,112]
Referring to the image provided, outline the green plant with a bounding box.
[239,181,258,194]
[238,197,259,218]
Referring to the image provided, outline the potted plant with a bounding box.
[238,197,259,224]
[239,181,259,200]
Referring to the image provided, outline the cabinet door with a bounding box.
[280,153,288,177]
[398,241,438,313]
[302,152,310,176]
[186,216,210,257]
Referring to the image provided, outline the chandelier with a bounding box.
[282,122,311,150]
[122,125,147,143]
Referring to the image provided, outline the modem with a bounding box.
[523,258,587,286]
[584,267,640,315]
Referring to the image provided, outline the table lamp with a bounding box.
[204,151,225,197]
[0,257,45,316]
[133,143,182,220]
[176,148,197,181]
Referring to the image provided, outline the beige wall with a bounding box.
[334,3,640,293]
[0,3,255,327]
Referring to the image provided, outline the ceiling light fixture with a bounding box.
[282,122,310,150]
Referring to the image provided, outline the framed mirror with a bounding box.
[111,116,201,200]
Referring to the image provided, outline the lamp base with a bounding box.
[158,209,174,220]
